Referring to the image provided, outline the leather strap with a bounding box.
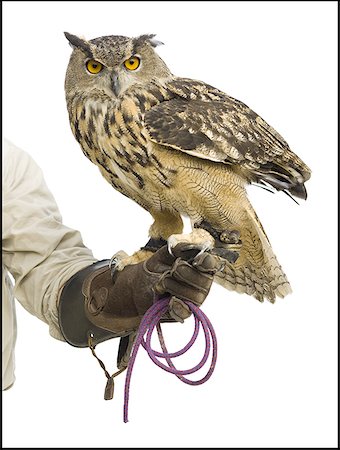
[140,237,167,252]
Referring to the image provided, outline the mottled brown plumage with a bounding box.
[64,32,311,302]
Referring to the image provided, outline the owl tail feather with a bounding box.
[213,205,292,303]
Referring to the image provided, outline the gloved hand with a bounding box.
[82,243,223,334]
[58,243,223,373]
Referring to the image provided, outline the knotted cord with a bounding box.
[123,296,217,422]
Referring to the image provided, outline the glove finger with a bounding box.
[168,297,192,323]
[145,245,176,273]
[154,277,209,306]
[192,252,225,274]
[169,259,214,291]
[171,243,203,261]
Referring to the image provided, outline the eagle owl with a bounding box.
[64,32,311,303]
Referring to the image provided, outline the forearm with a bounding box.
[6,226,97,341]
[23,249,96,340]
[2,142,97,340]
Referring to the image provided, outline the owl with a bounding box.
[64,32,311,303]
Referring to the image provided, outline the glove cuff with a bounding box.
[58,260,122,348]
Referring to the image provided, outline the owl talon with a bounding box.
[167,242,174,256]
[109,250,129,275]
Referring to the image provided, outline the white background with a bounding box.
[2,1,337,448]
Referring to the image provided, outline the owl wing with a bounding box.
[144,78,311,199]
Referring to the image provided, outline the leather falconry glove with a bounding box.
[58,243,223,369]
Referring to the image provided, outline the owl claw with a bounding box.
[167,241,174,256]
[196,247,206,257]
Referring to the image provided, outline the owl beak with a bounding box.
[111,73,120,97]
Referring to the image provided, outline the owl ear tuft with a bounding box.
[147,35,164,48]
[135,34,164,48]
[64,32,93,57]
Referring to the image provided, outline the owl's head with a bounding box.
[64,32,172,97]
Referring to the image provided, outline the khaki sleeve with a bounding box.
[2,140,97,340]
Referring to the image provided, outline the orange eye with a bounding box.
[86,59,103,74]
[124,56,140,71]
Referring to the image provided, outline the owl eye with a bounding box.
[86,59,103,74]
[124,56,140,71]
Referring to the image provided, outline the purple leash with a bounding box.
[123,296,217,422]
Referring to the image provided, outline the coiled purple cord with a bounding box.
[123,296,217,422]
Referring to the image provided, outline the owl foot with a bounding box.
[210,229,241,264]
[167,228,215,256]
[110,249,154,273]
[195,221,241,245]
[193,221,242,264]
[219,229,242,245]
